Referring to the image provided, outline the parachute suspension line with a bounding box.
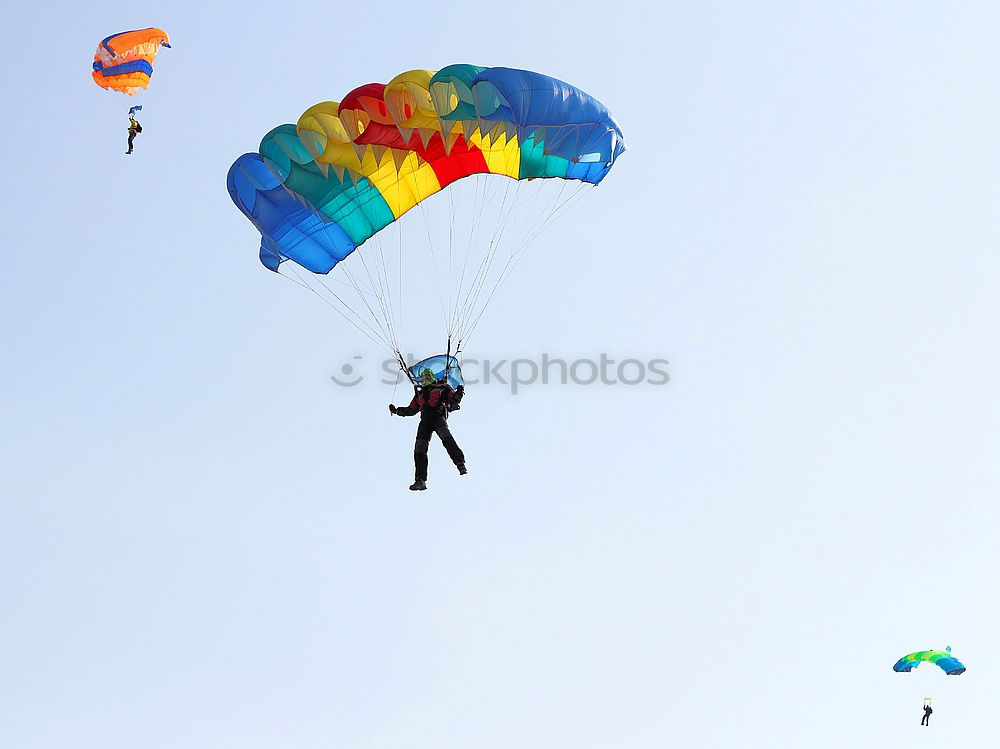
[338,259,400,355]
[280,265,387,349]
[379,235,398,345]
[316,269,397,353]
[450,176,517,342]
[397,215,404,356]
[417,199,451,336]
[463,182,591,344]
[277,264,395,355]
[374,242,401,354]
[372,233,395,324]
[470,181,586,332]
[449,173,491,337]
[464,172,504,326]
[390,366,401,404]
[292,229,406,352]
[447,179,456,335]
[338,261,392,351]
[277,164,592,362]
[382,162,407,357]
[353,217,411,357]
[443,168,556,348]
[521,181,594,252]
[462,180,593,346]
[383,224,402,343]
[454,176,494,328]
[447,173,479,338]
[388,349,413,407]
[455,179,537,342]
[453,176,524,342]
[365,233,391,328]
[396,349,415,385]
[503,179,570,259]
[362,231,401,353]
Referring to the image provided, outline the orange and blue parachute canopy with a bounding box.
[92,28,170,96]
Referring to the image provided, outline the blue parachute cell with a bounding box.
[470,67,626,171]
[226,153,356,274]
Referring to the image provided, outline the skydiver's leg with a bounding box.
[434,417,465,468]
[127,132,135,153]
[414,417,434,481]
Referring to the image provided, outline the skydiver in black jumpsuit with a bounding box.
[921,703,932,726]
[390,368,466,491]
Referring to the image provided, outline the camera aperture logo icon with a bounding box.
[329,356,364,386]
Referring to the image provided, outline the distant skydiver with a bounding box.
[390,368,466,491]
[921,703,932,726]
[126,115,142,154]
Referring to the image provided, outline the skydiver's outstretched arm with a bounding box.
[390,395,419,417]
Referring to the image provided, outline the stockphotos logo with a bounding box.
[330,354,670,394]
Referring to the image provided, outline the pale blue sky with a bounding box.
[2,1,999,747]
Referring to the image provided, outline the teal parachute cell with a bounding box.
[258,125,395,246]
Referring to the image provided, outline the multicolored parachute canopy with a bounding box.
[227,64,624,356]
[893,650,966,676]
[92,28,170,96]
[227,64,625,276]
[409,355,464,389]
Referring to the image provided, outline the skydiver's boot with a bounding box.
[409,480,427,491]
[457,464,468,475]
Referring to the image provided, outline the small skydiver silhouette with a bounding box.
[126,115,142,154]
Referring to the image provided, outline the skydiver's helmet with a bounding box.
[419,368,436,386]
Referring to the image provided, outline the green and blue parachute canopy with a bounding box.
[893,648,966,676]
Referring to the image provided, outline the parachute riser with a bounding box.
[396,351,417,386]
